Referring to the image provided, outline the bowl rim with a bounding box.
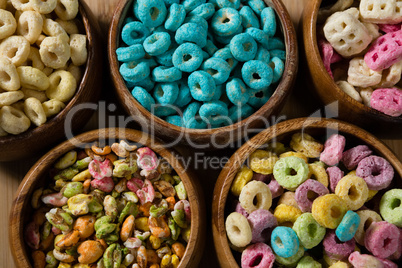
[108,0,298,142]
[303,0,402,123]
[212,117,402,268]
[9,128,205,268]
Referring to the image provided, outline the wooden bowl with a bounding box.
[108,0,298,148]
[302,0,402,137]
[212,118,402,268]
[9,128,205,268]
[0,0,103,162]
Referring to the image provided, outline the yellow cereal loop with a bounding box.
[17,66,50,91]
[21,88,48,103]
[277,191,300,209]
[249,149,278,175]
[366,189,378,201]
[17,11,43,44]
[40,36,71,69]
[312,194,347,229]
[56,19,79,35]
[46,70,77,102]
[0,91,24,106]
[279,151,308,163]
[42,99,66,117]
[0,105,31,134]
[289,133,324,158]
[354,209,382,245]
[230,166,253,196]
[42,18,69,43]
[265,142,287,155]
[273,204,302,227]
[308,162,329,187]
[328,261,349,268]
[0,57,21,91]
[55,0,79,21]
[335,175,368,210]
[70,34,87,66]
[0,36,30,66]
[22,47,45,70]
[0,9,17,40]
[24,97,47,126]
[67,63,83,85]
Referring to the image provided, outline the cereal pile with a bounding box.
[317,0,402,117]
[116,0,286,129]
[225,132,402,267]
[24,141,191,267]
[0,0,87,136]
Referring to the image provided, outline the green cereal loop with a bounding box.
[379,189,402,227]
[274,243,304,266]
[273,156,309,190]
[296,256,322,268]
[293,213,325,249]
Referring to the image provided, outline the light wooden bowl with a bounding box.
[0,0,103,162]
[302,0,402,137]
[212,118,402,268]
[108,0,298,148]
[9,128,205,268]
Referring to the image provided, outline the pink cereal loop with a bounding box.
[137,147,159,171]
[318,37,343,78]
[174,200,191,222]
[136,179,155,205]
[89,158,113,180]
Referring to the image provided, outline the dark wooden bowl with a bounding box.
[0,0,103,162]
[212,118,402,268]
[108,0,298,148]
[9,128,206,268]
[302,0,402,138]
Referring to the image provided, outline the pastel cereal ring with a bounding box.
[225,212,252,248]
[348,251,385,268]
[290,132,324,158]
[39,37,70,69]
[312,194,347,229]
[188,3,216,19]
[354,209,382,245]
[293,212,326,249]
[335,175,369,210]
[297,256,321,268]
[342,145,373,170]
[172,43,203,73]
[143,32,171,56]
[152,66,182,83]
[295,179,329,212]
[323,230,355,260]
[241,243,275,268]
[273,156,309,190]
[226,78,250,105]
[134,0,167,28]
[255,47,270,65]
[241,60,273,90]
[239,180,272,214]
[247,209,277,243]
[365,221,400,259]
[116,44,145,62]
[271,226,299,258]
[273,204,302,227]
[120,60,150,83]
[249,150,278,175]
[308,162,329,188]
[335,210,360,242]
[320,134,346,166]
[356,155,394,190]
[327,166,345,193]
[54,0,78,20]
[0,9,16,40]
[213,47,238,71]
[370,88,402,117]
[174,82,191,108]
[267,178,283,199]
[164,3,185,31]
[379,189,402,227]
[247,0,265,16]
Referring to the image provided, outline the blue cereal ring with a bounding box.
[134,0,167,28]
[183,102,201,123]
[188,3,215,20]
[208,0,217,7]
[174,82,192,107]
[336,211,360,242]
[213,47,238,70]
[188,71,216,102]
[175,22,207,48]
[239,6,260,29]
[270,56,284,83]
[130,76,155,91]
[226,78,249,105]
[164,3,186,31]
[261,7,276,37]
[165,115,183,126]
[216,0,240,10]
[211,8,241,37]
[153,82,179,104]
[182,0,206,12]
[267,37,285,50]
[212,84,223,101]
[143,32,171,56]
[185,117,207,129]
[116,44,145,62]
[214,25,244,45]
[131,86,155,111]
[202,50,210,60]
[270,49,286,61]
[228,103,254,122]
[120,60,150,82]
[247,0,266,16]
[230,33,257,62]
[204,39,218,56]
[123,17,135,25]
[202,57,231,85]
[121,21,150,46]
[163,0,179,7]
[183,16,208,31]
[152,66,182,82]
[248,87,274,108]
[255,46,271,64]
[153,104,177,117]
[155,44,177,67]
[271,226,300,258]
[245,27,269,48]
[242,60,273,89]
[199,101,229,125]
[172,43,203,72]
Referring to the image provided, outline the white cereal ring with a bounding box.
[30,0,57,14]
[21,88,48,102]
[347,57,382,87]
[55,0,79,21]
[56,18,79,35]
[359,87,373,107]
[17,66,50,91]
[10,0,34,11]
[0,105,31,134]
[46,70,76,102]
[375,61,402,88]
[336,80,363,102]
[22,47,45,70]
[39,36,70,69]
[42,18,69,43]
[0,57,21,91]
[70,34,87,66]
[239,180,272,214]
[0,9,17,40]
[225,212,252,248]
[67,63,82,85]
[24,97,46,126]
[17,10,43,44]
[0,91,24,106]
[360,0,402,24]
[42,99,65,117]
[0,36,30,66]
[35,34,46,47]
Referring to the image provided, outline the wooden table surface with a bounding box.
[1,0,401,267]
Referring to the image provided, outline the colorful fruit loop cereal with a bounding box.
[0,0,87,136]
[116,0,287,129]
[24,141,192,267]
[319,2,402,117]
[225,132,401,267]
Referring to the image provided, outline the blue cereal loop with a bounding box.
[183,102,201,123]
[155,44,177,67]
[116,44,145,62]
[121,21,150,46]
[212,83,223,101]
[336,211,360,242]
[211,8,242,37]
[172,42,203,72]
[202,57,231,85]
[120,60,150,83]
[188,70,216,102]
[270,49,286,61]
[165,3,186,31]
[183,16,208,31]
[245,27,269,48]
[165,115,183,126]
[130,76,155,91]
[152,66,182,82]
[124,17,135,25]
[134,0,167,28]
[239,6,260,29]
[271,226,300,258]
[270,56,284,83]
[241,60,273,89]
[174,82,192,107]
[182,0,206,12]
[267,37,285,50]
[204,39,218,56]
[153,82,179,104]
[143,32,171,56]
[261,7,276,37]
[226,78,249,105]
[163,0,179,7]
[255,46,271,64]
[228,103,254,122]
[142,57,158,68]
[216,0,240,10]
[131,86,155,111]
[199,101,229,125]
[185,116,207,129]
[247,0,266,16]
[188,3,216,20]
[213,47,238,70]
[229,33,257,62]
[248,86,274,109]
[153,104,178,117]
[175,22,207,48]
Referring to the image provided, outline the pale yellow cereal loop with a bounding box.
[67,63,82,85]
[30,0,57,14]
[17,66,50,91]
[375,61,402,88]
[17,10,43,44]
[277,191,300,209]
[317,0,353,23]
[336,80,363,102]
[359,87,373,107]
[0,105,30,134]
[0,9,17,40]
[70,34,87,66]
[347,57,382,87]
[0,57,21,91]
[56,18,79,35]
[39,36,70,69]
[55,0,79,21]
[42,67,53,76]
[0,35,30,66]
[22,47,45,70]
[42,18,69,43]
[21,88,48,102]
[35,34,46,47]
[225,212,252,248]
[0,91,24,106]
[10,0,34,11]
[360,0,402,24]
[24,97,46,126]
[289,133,323,158]
[46,70,76,102]
[42,99,65,117]
[239,180,272,213]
